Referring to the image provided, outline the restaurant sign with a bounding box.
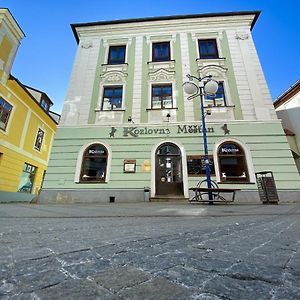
[109,124,215,138]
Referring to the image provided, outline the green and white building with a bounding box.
[41,11,300,203]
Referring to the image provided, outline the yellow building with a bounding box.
[0,8,58,202]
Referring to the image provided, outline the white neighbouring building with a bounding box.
[274,79,300,174]
[40,11,300,203]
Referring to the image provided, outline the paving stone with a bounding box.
[272,286,300,300]
[202,274,274,300]
[185,257,234,273]
[118,276,193,300]
[94,266,151,292]
[34,279,122,300]
[158,265,209,288]
[63,258,111,278]
[223,261,284,284]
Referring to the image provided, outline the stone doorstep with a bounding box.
[150,196,189,202]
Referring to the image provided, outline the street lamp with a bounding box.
[183,74,219,204]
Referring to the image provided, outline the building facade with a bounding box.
[0,8,58,202]
[41,11,300,203]
[274,80,300,173]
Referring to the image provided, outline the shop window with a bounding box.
[205,82,226,107]
[218,142,249,182]
[152,42,170,62]
[18,163,37,193]
[0,97,13,131]
[108,45,126,64]
[101,86,123,110]
[198,39,219,59]
[151,84,173,109]
[34,128,44,151]
[80,144,108,182]
[187,155,215,176]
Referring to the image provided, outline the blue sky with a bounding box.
[2,0,300,114]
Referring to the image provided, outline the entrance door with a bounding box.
[155,143,184,196]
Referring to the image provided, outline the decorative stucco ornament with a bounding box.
[81,41,93,49]
[235,32,249,40]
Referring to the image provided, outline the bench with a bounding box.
[189,180,240,204]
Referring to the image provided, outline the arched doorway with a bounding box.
[155,142,184,196]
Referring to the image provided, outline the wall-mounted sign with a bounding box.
[124,160,136,173]
[109,124,215,138]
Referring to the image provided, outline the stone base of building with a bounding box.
[38,189,300,204]
[0,191,37,203]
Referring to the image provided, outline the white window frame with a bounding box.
[148,81,177,110]
[74,141,112,183]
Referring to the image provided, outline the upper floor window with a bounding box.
[151,84,173,109]
[102,86,123,111]
[198,39,219,59]
[0,97,12,131]
[34,128,44,151]
[80,144,108,182]
[205,82,226,107]
[40,98,50,112]
[108,45,126,64]
[152,42,170,62]
[218,142,249,182]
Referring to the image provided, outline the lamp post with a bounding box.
[183,74,219,205]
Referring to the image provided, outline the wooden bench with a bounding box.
[189,180,240,204]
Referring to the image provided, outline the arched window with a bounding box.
[80,144,108,182]
[218,142,249,182]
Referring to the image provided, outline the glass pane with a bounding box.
[162,86,172,95]
[114,88,123,97]
[158,144,180,155]
[102,98,111,110]
[104,88,113,98]
[81,157,106,181]
[111,98,122,109]
[86,144,107,156]
[18,163,36,193]
[162,97,172,108]
[152,87,161,96]
[152,100,161,109]
[153,42,170,61]
[199,42,208,55]
[219,143,242,155]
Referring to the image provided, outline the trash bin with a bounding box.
[143,187,150,202]
[255,171,279,204]
[109,196,115,203]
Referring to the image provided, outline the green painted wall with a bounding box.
[43,122,300,191]
[123,38,136,123]
[221,32,243,120]
[88,39,105,124]
[140,37,149,123]
[187,33,200,121]
[173,34,185,122]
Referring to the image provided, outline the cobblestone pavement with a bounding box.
[0,203,299,299]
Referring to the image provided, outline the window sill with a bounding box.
[147,60,175,64]
[95,109,125,112]
[146,107,178,111]
[101,63,128,66]
[78,181,107,184]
